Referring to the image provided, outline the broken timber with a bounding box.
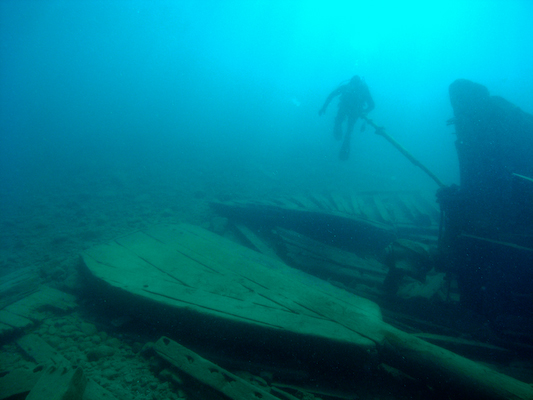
[154,336,280,400]
[8,334,119,400]
[0,285,76,343]
[80,223,533,400]
[211,191,440,251]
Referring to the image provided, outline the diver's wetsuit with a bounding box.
[320,76,375,160]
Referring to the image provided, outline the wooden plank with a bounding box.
[336,193,357,215]
[15,334,117,400]
[351,195,367,218]
[112,230,305,311]
[283,247,385,288]
[5,287,76,322]
[412,333,510,362]
[154,336,280,400]
[83,228,376,348]
[0,310,34,329]
[17,334,68,365]
[285,195,320,210]
[328,193,350,214]
[84,247,348,336]
[412,192,441,225]
[0,267,41,310]
[276,228,388,280]
[26,364,87,400]
[372,195,393,223]
[348,193,365,217]
[397,193,430,226]
[82,379,119,400]
[233,223,282,262]
[384,195,415,225]
[83,224,533,400]
[0,310,34,339]
[0,367,43,400]
[307,193,335,211]
[360,195,382,221]
[168,225,533,400]
[146,224,383,321]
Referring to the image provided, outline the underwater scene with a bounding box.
[1,1,533,399]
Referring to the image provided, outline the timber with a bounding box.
[80,223,533,400]
[154,336,281,400]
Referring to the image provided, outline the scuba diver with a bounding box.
[319,75,375,160]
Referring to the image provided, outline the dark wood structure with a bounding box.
[439,79,533,324]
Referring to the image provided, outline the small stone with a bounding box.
[107,337,122,348]
[131,342,143,354]
[102,368,119,379]
[61,324,77,333]
[80,322,98,336]
[87,345,116,362]
[47,336,62,348]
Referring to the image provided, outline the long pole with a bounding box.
[362,116,446,188]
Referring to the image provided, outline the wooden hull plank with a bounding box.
[372,195,393,223]
[0,268,41,310]
[307,193,334,211]
[327,193,349,214]
[82,224,377,348]
[233,223,282,262]
[85,247,369,341]
[145,224,383,322]
[84,237,299,317]
[276,228,388,279]
[3,287,76,322]
[81,224,533,400]
[154,336,280,400]
[285,195,320,210]
[0,310,33,330]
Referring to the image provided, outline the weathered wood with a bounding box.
[360,195,382,221]
[328,193,350,214]
[0,367,43,400]
[275,227,387,288]
[412,333,510,362]
[4,286,76,322]
[284,195,319,210]
[347,193,362,216]
[277,228,387,277]
[372,195,393,223]
[232,223,282,261]
[308,193,335,211]
[82,224,378,352]
[291,287,533,400]
[26,363,87,400]
[379,325,533,400]
[154,336,279,400]
[211,195,398,254]
[82,379,119,400]
[82,224,533,400]
[0,267,41,310]
[15,334,116,400]
[17,333,69,365]
[0,310,34,329]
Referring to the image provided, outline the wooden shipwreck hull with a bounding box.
[211,191,441,250]
[80,223,533,400]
